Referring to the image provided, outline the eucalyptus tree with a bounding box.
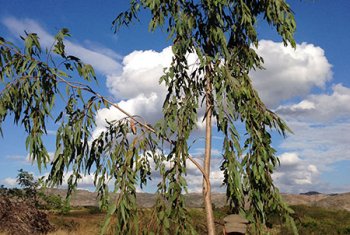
[114,0,297,234]
[0,0,298,234]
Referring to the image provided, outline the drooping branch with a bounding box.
[55,74,210,189]
[1,35,211,198]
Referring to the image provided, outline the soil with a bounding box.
[0,196,54,235]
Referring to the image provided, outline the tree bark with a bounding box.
[203,71,216,235]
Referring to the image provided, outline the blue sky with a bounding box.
[0,1,349,194]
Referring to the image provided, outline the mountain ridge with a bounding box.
[45,189,350,211]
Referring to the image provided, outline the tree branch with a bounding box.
[56,75,211,189]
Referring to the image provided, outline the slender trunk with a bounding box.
[203,71,216,235]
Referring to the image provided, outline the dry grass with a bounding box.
[46,207,224,235]
[48,210,105,235]
[48,206,350,235]
[7,204,345,235]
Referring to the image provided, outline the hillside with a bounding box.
[45,189,350,211]
[282,192,350,211]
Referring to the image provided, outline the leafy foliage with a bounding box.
[0,0,299,234]
[0,30,161,234]
[17,168,40,199]
[114,0,297,233]
[276,205,350,235]
[17,168,37,189]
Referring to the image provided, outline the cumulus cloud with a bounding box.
[95,46,209,137]
[280,122,350,165]
[276,82,350,160]
[60,171,97,190]
[92,93,164,138]
[278,152,301,166]
[275,83,350,193]
[2,17,121,75]
[251,40,332,107]
[186,157,224,193]
[277,84,350,122]
[106,47,172,99]
[96,47,171,134]
[248,40,350,193]
[272,152,349,194]
[98,40,334,137]
[79,155,224,193]
[96,41,340,194]
[273,152,320,193]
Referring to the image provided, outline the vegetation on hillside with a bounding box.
[45,205,350,235]
[1,173,350,235]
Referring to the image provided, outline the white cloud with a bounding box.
[308,164,318,174]
[282,100,316,112]
[281,122,350,165]
[190,147,221,157]
[278,152,301,166]
[69,155,224,193]
[5,152,54,165]
[83,40,123,60]
[2,170,131,192]
[92,93,163,138]
[95,46,209,138]
[185,170,224,193]
[274,84,350,193]
[106,47,172,99]
[65,172,96,189]
[2,17,121,75]
[93,41,339,194]
[5,154,29,164]
[183,157,224,193]
[252,40,332,107]
[97,48,171,134]
[277,84,350,122]
[98,40,334,141]
[0,177,17,187]
[248,40,350,193]
[273,152,320,193]
[118,153,224,193]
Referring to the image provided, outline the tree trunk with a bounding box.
[203,72,216,235]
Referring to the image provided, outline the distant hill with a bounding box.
[282,192,350,211]
[45,189,350,211]
[300,191,321,195]
[44,189,227,208]
[314,193,350,211]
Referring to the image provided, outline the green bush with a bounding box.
[60,200,71,215]
[85,206,103,214]
[278,205,350,235]
[343,226,350,234]
[301,217,319,229]
[37,192,71,214]
[39,193,64,210]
